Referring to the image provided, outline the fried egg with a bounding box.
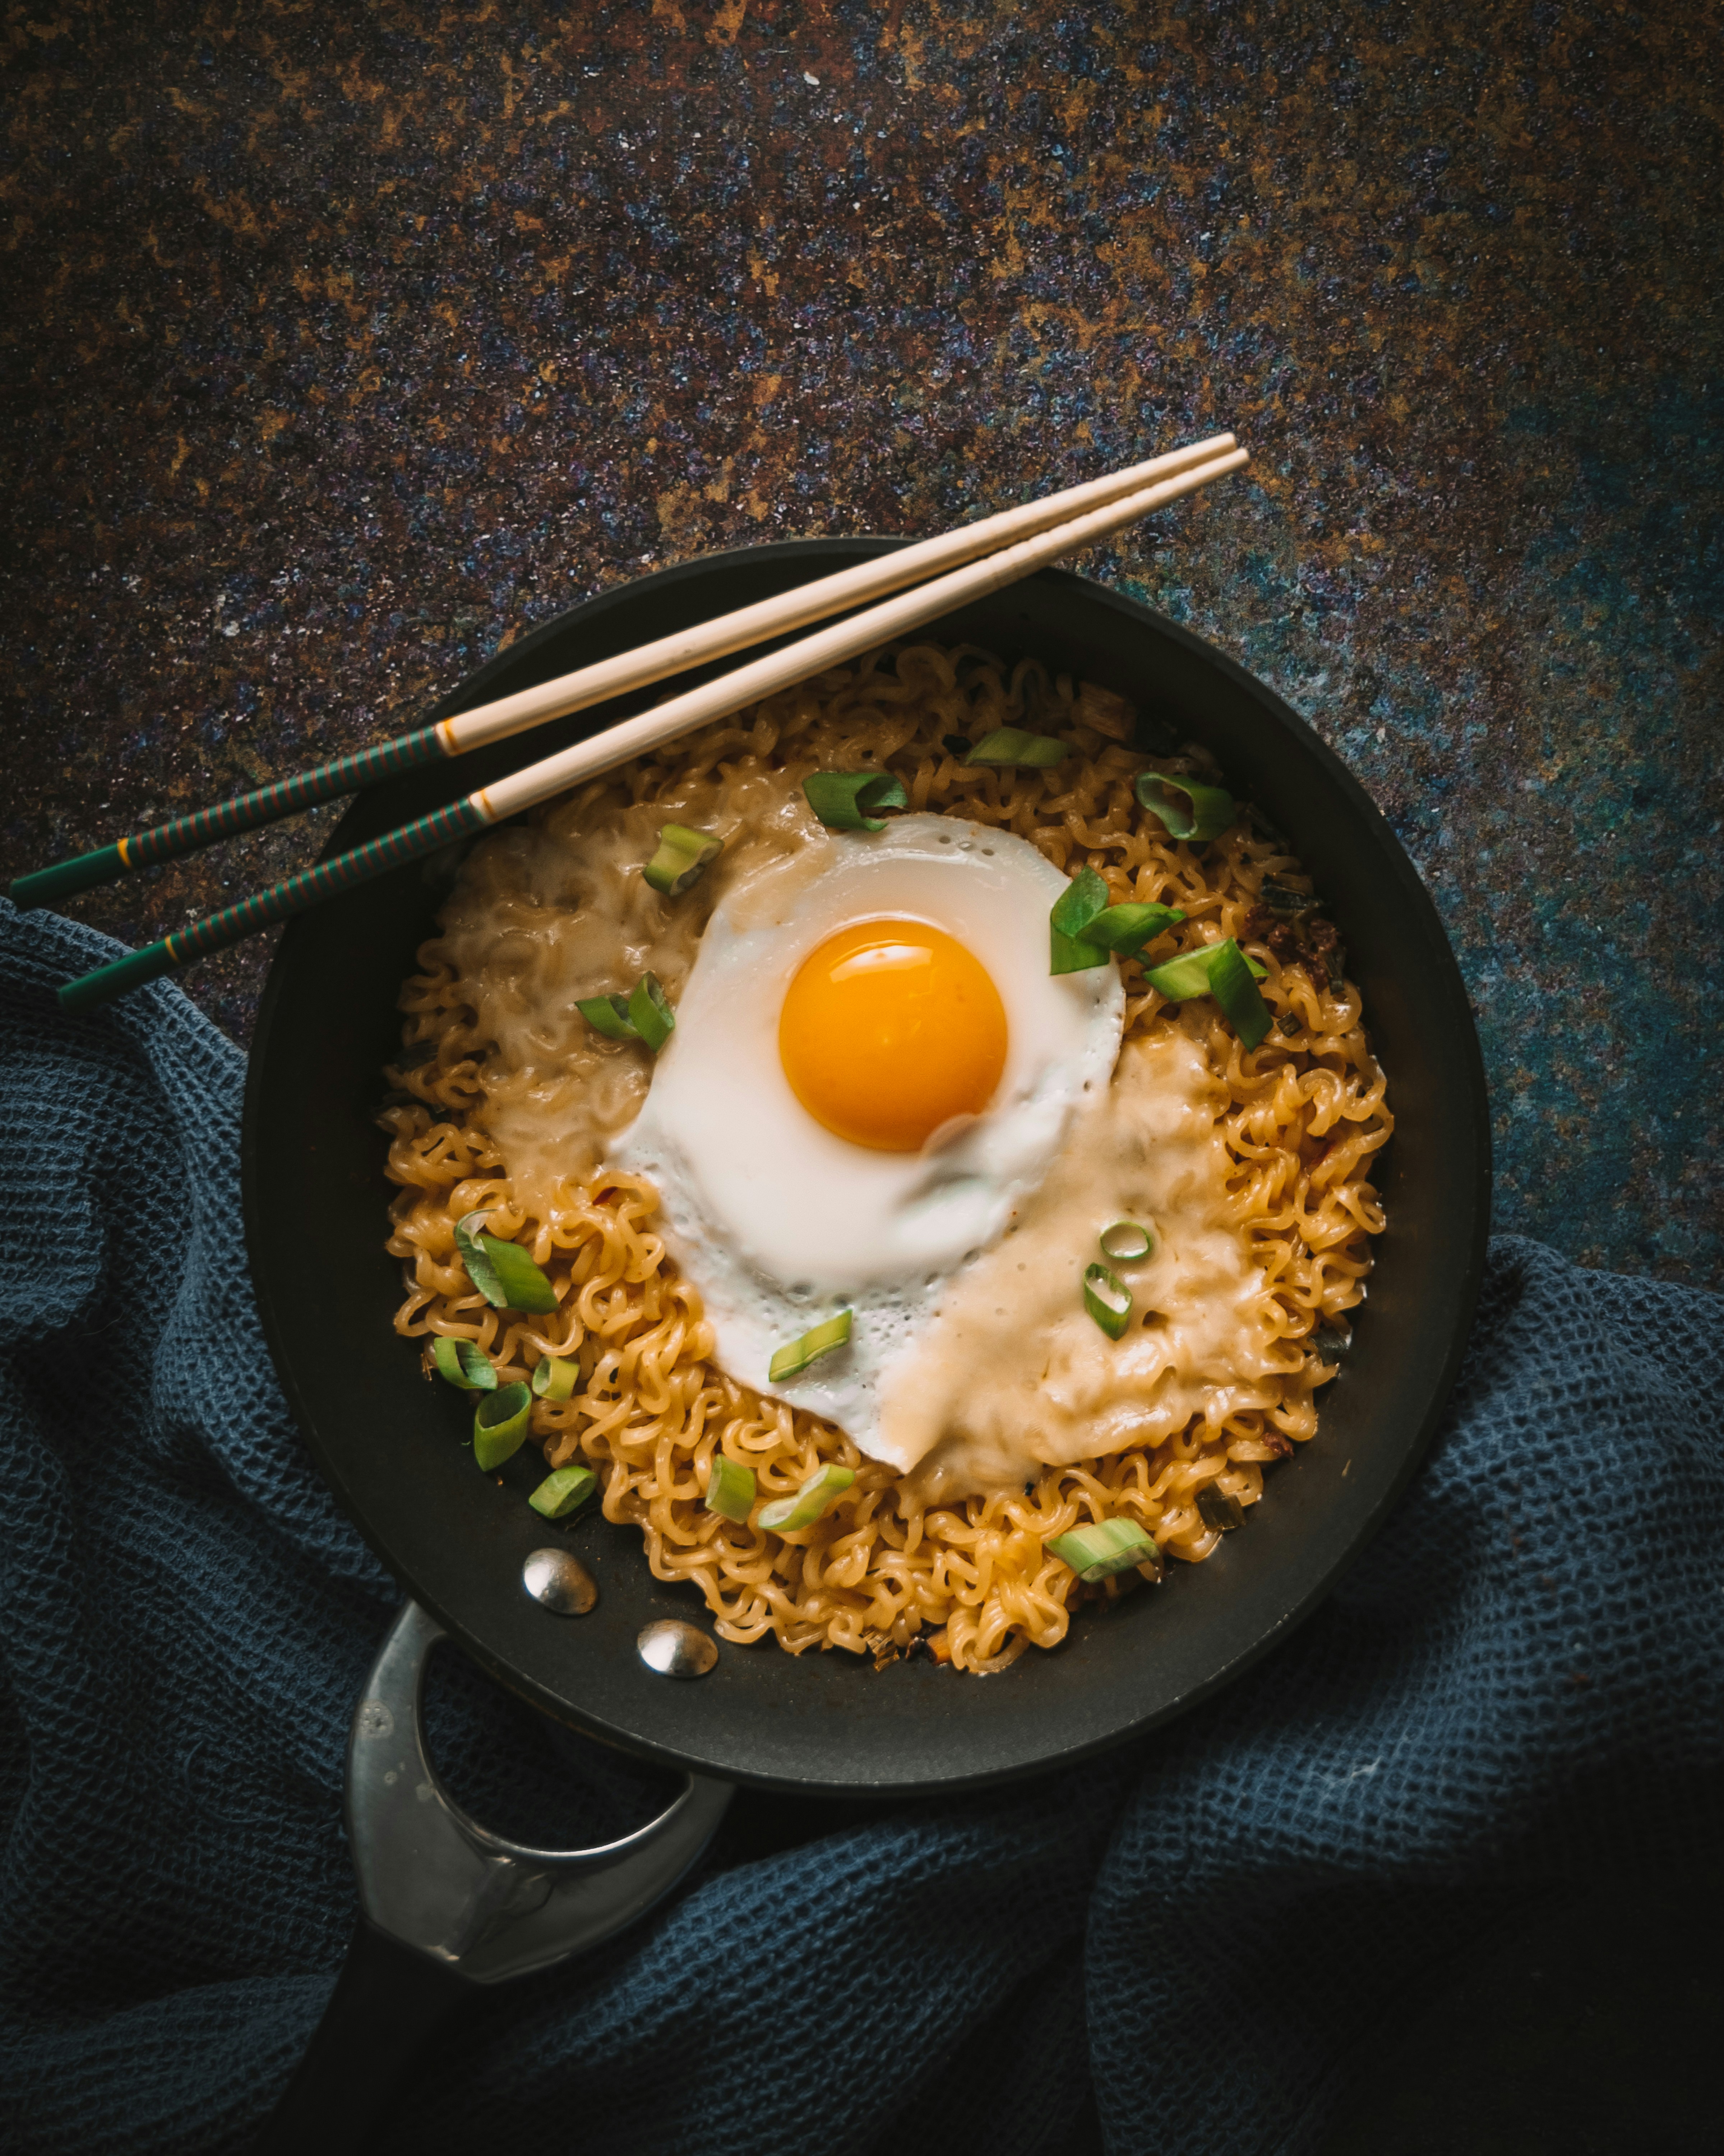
[612,813,1123,1459]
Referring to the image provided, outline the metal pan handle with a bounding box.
[253,1600,731,2151]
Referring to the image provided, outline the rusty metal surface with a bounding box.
[3,2,1718,1282]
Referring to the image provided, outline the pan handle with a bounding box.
[251,1917,471,2153]
[253,1600,731,2150]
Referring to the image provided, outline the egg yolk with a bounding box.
[778,918,1009,1151]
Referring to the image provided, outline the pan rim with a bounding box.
[242,539,1491,1796]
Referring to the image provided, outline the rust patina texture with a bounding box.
[3,2,1718,1281]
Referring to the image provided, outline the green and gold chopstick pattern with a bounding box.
[11,723,449,909]
[57,794,491,1012]
[167,794,491,960]
[125,723,448,869]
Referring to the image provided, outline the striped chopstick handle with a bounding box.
[128,723,450,867]
[57,794,492,1012]
[12,723,449,908]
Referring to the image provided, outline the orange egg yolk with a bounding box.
[778,918,1008,1152]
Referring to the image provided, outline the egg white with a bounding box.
[611,814,1124,1463]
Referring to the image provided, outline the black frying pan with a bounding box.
[241,540,1490,1797]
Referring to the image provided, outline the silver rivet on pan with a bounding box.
[521,1547,597,1616]
[637,1619,717,1678]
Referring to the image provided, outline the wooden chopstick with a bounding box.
[13,433,1234,913]
[57,442,1248,1012]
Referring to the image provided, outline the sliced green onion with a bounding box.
[1143,938,1273,1051]
[757,1462,856,1533]
[453,1210,507,1303]
[1099,1220,1154,1263]
[454,1211,558,1313]
[1049,875,1187,976]
[578,973,677,1052]
[643,821,723,897]
[473,1381,532,1470]
[1050,933,1108,977]
[531,1355,579,1400]
[1082,902,1186,955]
[528,1462,597,1518]
[431,1335,498,1391]
[768,1309,853,1382]
[1196,1482,1246,1532]
[1049,866,1111,975]
[577,991,638,1040]
[1259,877,1317,918]
[703,1454,757,1522]
[1140,940,1268,996]
[1136,769,1237,842]
[966,727,1068,769]
[1048,1518,1162,1583]
[1050,866,1109,938]
[484,1240,558,1313]
[1083,1261,1133,1340]
[803,770,909,831]
[1310,1319,1354,1365]
[627,971,675,1052]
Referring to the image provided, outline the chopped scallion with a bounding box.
[1048,1518,1161,1583]
[1049,866,1111,975]
[643,822,723,897]
[472,1381,532,1470]
[1310,1319,1354,1365]
[528,1463,597,1518]
[1136,770,1237,842]
[1141,947,1219,998]
[966,727,1068,769]
[1196,1482,1246,1532]
[1259,877,1317,918]
[453,1210,506,1303]
[1050,866,1108,938]
[531,1355,578,1400]
[578,972,677,1052]
[1142,938,1273,1050]
[1098,1220,1154,1263]
[431,1335,497,1391]
[1083,1261,1133,1340]
[484,1241,558,1314]
[576,991,638,1040]
[1049,874,1187,975]
[454,1211,559,1313]
[627,971,675,1052]
[803,770,909,831]
[1082,901,1187,955]
[703,1454,757,1522]
[768,1309,853,1382]
[757,1462,856,1533]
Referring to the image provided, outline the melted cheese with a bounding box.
[882,1030,1288,1499]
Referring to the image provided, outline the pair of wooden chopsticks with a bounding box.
[25,434,1248,1011]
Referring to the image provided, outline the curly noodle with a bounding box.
[378,642,1391,1674]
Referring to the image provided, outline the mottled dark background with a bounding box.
[4,0,1719,1283]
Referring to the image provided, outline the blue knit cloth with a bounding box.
[3,899,1720,2156]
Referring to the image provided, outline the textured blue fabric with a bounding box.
[2,897,1720,2156]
